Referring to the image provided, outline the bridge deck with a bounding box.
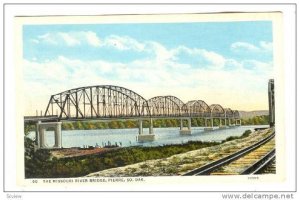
[24,115,59,123]
[24,115,240,123]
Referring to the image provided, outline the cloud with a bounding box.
[259,41,273,52]
[24,33,274,114]
[30,32,270,72]
[23,52,273,115]
[37,33,59,45]
[58,32,81,46]
[32,31,147,51]
[34,31,99,47]
[85,31,101,47]
[231,42,260,52]
[230,41,273,53]
[104,35,145,51]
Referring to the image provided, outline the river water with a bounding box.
[27,125,268,148]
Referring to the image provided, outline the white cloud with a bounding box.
[85,31,101,47]
[259,41,273,52]
[231,42,260,52]
[202,50,226,69]
[231,41,273,53]
[24,34,274,114]
[35,31,100,47]
[58,32,81,46]
[23,52,273,115]
[30,39,40,44]
[104,35,145,51]
[37,33,58,45]
[33,32,148,51]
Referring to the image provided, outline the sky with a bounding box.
[23,21,274,115]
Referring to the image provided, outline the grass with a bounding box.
[25,130,253,178]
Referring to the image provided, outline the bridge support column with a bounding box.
[188,118,191,130]
[54,122,62,148]
[34,121,41,150]
[229,118,235,127]
[149,118,154,134]
[219,118,226,129]
[179,118,192,135]
[180,119,183,130]
[38,125,46,148]
[37,121,62,149]
[137,119,155,142]
[204,118,214,131]
[235,119,241,126]
[138,119,143,135]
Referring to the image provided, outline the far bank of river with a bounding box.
[27,125,268,148]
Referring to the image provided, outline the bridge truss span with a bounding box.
[42,84,241,124]
[210,104,225,118]
[233,110,240,119]
[30,84,244,147]
[225,108,234,118]
[44,85,151,120]
[186,100,211,118]
[147,96,188,117]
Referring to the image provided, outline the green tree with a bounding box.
[125,120,136,128]
[108,121,119,129]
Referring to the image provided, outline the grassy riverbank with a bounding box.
[25,130,252,178]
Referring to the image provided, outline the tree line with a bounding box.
[60,115,269,130]
[241,115,269,126]
[24,115,270,133]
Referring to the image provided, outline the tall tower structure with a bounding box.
[268,79,275,127]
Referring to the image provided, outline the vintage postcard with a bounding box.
[13,12,286,191]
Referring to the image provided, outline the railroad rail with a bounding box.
[252,154,276,174]
[182,131,275,176]
[240,149,275,175]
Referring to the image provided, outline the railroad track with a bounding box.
[252,155,276,174]
[182,131,275,176]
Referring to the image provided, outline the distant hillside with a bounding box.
[238,110,268,119]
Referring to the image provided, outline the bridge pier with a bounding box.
[235,119,241,126]
[179,118,192,135]
[204,118,214,131]
[36,121,62,149]
[219,118,227,129]
[228,118,236,127]
[137,119,155,142]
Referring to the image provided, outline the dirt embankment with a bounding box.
[51,147,119,159]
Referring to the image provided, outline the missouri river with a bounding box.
[27,125,268,148]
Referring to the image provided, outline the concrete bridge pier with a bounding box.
[204,118,214,131]
[229,118,235,127]
[137,119,155,142]
[219,118,226,129]
[179,118,192,135]
[36,121,62,149]
[235,119,241,126]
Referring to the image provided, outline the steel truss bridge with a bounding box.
[41,85,240,121]
[25,85,241,148]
